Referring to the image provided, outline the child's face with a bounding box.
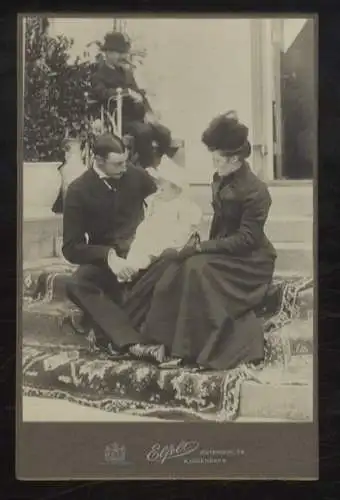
[157,179,181,200]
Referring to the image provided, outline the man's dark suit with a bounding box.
[92,62,172,168]
[63,164,157,349]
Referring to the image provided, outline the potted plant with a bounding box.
[23,17,92,216]
[23,17,149,215]
[23,17,66,215]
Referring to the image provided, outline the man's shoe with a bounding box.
[129,343,166,363]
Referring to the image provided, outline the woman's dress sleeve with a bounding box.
[203,185,272,254]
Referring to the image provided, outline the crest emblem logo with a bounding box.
[104,442,127,464]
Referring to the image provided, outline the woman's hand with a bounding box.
[198,241,218,253]
[176,246,199,261]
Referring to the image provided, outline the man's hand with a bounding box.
[144,111,158,125]
[108,249,137,282]
[116,263,139,283]
[128,88,143,104]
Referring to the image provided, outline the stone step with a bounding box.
[22,309,314,422]
[23,208,313,267]
[23,260,76,302]
[25,223,313,276]
[265,216,313,244]
[22,396,166,422]
[22,358,313,423]
[239,357,313,421]
[189,183,313,218]
[22,300,84,343]
[268,183,314,218]
[22,257,314,322]
[274,242,313,275]
[22,294,314,362]
[198,214,313,244]
[23,182,313,261]
[23,215,62,262]
[276,317,314,356]
[55,236,313,277]
[21,300,314,422]
[53,237,314,275]
[197,217,313,275]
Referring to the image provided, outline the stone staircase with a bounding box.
[23,181,314,275]
[22,271,314,421]
[21,180,314,421]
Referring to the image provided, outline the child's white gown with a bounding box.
[127,192,202,270]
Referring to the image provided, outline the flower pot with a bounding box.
[23,161,62,219]
[59,138,87,199]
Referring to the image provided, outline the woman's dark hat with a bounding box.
[202,111,251,158]
[102,32,131,53]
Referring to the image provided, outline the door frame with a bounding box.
[271,18,284,180]
[250,18,287,182]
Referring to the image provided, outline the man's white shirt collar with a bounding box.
[93,162,109,179]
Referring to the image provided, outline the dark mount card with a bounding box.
[17,14,317,480]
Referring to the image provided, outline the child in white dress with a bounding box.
[125,157,203,274]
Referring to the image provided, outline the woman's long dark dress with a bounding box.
[124,162,277,370]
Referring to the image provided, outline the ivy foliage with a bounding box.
[24,17,146,162]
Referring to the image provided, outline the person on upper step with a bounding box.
[92,31,174,169]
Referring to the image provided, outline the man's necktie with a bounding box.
[103,177,119,191]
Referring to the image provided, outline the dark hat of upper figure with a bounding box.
[202,110,251,159]
[93,133,126,158]
[102,31,131,53]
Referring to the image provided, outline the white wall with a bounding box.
[282,18,308,52]
[47,17,253,183]
[127,18,253,183]
[48,17,114,60]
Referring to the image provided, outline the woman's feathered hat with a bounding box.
[202,110,251,158]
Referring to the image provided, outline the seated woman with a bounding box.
[127,111,277,370]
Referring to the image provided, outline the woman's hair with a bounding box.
[233,140,251,160]
[202,111,251,159]
[93,133,126,159]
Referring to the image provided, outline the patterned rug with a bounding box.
[22,266,313,422]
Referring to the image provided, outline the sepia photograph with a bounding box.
[20,15,315,431]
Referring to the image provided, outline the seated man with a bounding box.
[63,133,165,362]
[91,31,174,169]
